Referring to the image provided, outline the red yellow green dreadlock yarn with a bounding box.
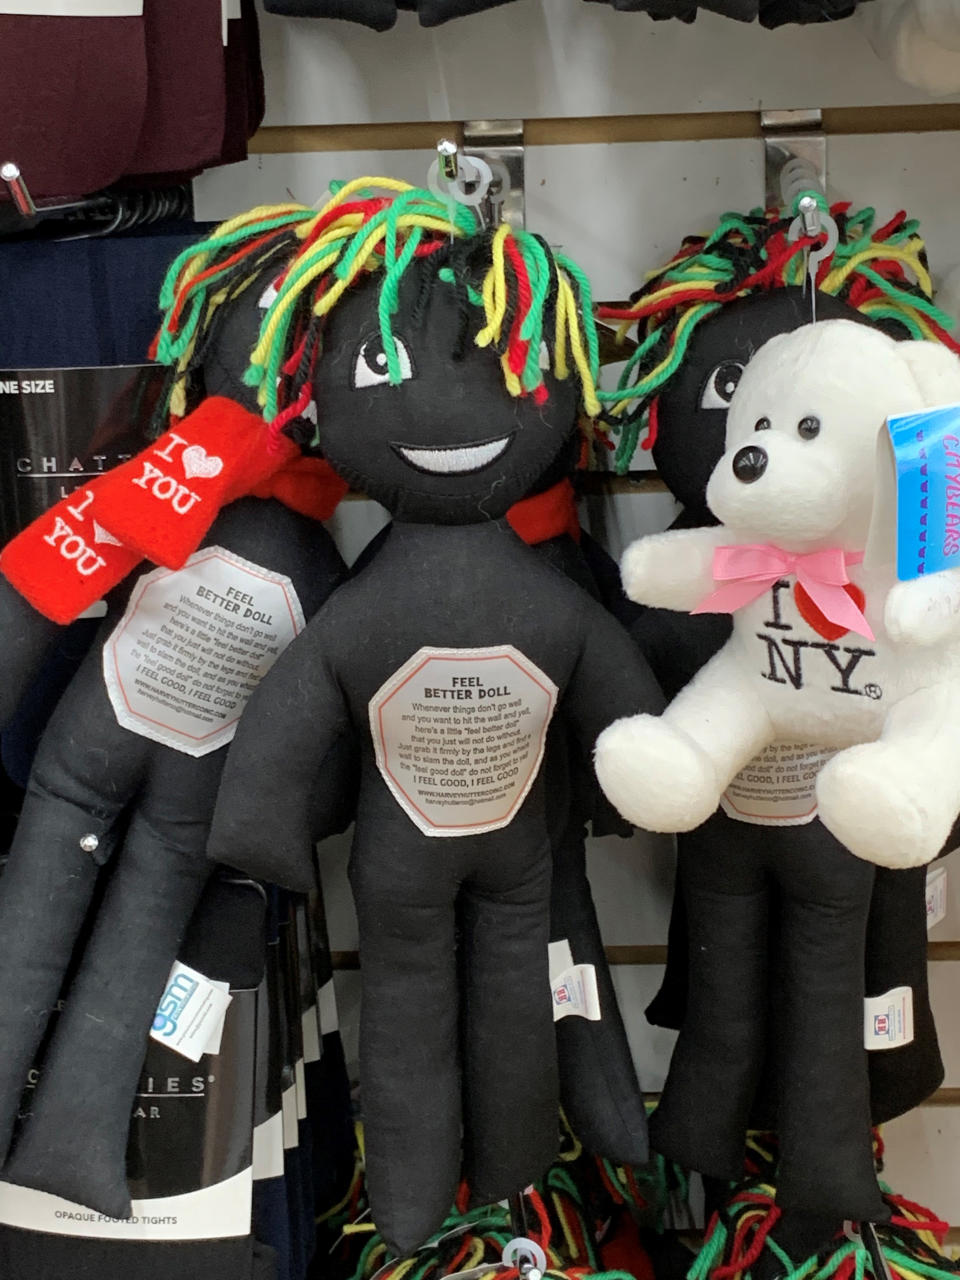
[597,203,960,471]
[153,177,602,443]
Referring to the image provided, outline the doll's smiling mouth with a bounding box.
[392,435,514,476]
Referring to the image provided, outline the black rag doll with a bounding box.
[0,212,351,1221]
[205,179,663,1255]
[596,205,960,1264]
[204,240,652,1171]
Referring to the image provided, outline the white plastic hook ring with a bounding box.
[788,207,839,271]
[502,1237,548,1276]
[428,154,494,208]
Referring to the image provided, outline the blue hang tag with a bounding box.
[884,403,960,581]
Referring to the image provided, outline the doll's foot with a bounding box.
[817,744,947,868]
[594,713,721,833]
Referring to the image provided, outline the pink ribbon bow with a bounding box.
[692,543,874,641]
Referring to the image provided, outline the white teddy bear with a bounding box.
[595,319,960,869]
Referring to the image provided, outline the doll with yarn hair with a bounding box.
[594,204,959,1266]
[0,211,350,1222]
[205,179,663,1255]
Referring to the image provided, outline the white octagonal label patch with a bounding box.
[103,546,304,757]
[369,645,558,838]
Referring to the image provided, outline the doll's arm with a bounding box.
[208,616,352,891]
[619,525,729,613]
[0,577,63,730]
[884,567,960,646]
[563,602,666,756]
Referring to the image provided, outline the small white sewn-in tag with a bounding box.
[548,939,574,981]
[926,864,948,931]
[549,939,600,1021]
[150,961,232,1063]
[864,986,914,1051]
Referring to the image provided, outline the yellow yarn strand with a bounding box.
[558,277,600,417]
[475,224,511,347]
[554,276,571,381]
[820,242,932,297]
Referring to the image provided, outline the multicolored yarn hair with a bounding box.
[153,177,602,445]
[689,1176,958,1280]
[597,203,960,472]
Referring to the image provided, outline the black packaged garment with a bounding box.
[0,874,277,1280]
[263,0,516,29]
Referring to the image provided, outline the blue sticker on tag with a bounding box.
[886,403,960,581]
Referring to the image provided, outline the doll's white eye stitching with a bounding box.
[352,335,415,389]
[700,361,744,409]
[538,341,550,371]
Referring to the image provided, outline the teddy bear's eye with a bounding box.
[754,416,771,431]
[797,415,820,439]
[352,335,415,389]
[700,361,744,409]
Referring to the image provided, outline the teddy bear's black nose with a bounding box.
[732,445,768,483]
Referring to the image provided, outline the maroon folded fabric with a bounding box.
[0,14,148,200]
[220,0,265,166]
[126,0,226,176]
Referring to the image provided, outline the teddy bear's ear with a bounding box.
[899,339,960,407]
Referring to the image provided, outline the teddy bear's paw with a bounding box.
[620,537,663,606]
[816,744,943,868]
[594,714,721,833]
[884,576,960,646]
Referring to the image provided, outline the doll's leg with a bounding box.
[349,829,462,1257]
[549,815,649,1166]
[774,837,885,1222]
[459,835,558,1204]
[818,683,960,867]
[595,649,773,833]
[649,816,769,1179]
[4,750,218,1217]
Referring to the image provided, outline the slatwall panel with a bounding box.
[195,0,960,1220]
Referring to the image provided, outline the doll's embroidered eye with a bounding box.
[352,335,415,389]
[798,415,820,439]
[700,361,744,409]
[754,416,771,431]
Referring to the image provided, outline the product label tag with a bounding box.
[0,365,160,544]
[720,741,835,826]
[369,645,557,838]
[103,545,304,757]
[150,961,232,1063]
[926,864,948,931]
[864,985,914,1051]
[867,402,960,579]
[548,939,601,1022]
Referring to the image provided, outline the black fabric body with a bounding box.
[209,268,663,1255]
[351,515,649,1168]
[629,289,941,1226]
[0,497,345,1220]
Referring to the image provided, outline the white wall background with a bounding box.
[198,0,960,1229]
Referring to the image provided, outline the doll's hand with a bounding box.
[620,526,728,613]
[884,571,960,646]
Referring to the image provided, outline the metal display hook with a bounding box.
[428,121,524,230]
[761,109,838,323]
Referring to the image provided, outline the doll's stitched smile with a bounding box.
[391,434,514,476]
